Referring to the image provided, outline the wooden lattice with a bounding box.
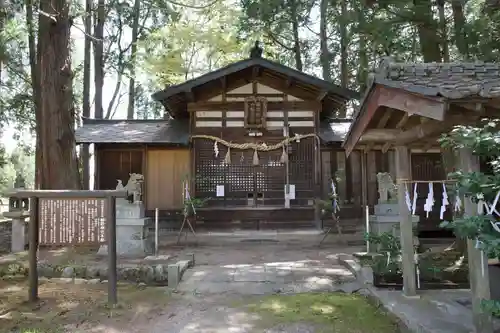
[38,198,107,246]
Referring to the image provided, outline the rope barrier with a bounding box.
[190,133,319,152]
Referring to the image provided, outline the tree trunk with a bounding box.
[93,0,105,119]
[339,0,348,117]
[451,0,468,60]
[289,0,303,71]
[126,0,141,119]
[26,0,42,189]
[0,0,5,81]
[81,0,92,190]
[319,0,331,82]
[37,0,80,189]
[413,0,442,62]
[437,0,449,62]
[356,0,368,92]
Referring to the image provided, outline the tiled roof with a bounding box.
[375,58,500,99]
[318,120,352,143]
[75,118,189,145]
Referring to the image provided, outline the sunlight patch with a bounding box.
[311,304,336,314]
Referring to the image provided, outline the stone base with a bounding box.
[98,217,150,257]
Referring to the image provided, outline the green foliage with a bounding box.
[438,118,500,315]
[363,232,402,275]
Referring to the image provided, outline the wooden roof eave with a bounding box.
[342,83,448,157]
[152,57,360,104]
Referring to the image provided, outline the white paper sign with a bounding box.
[284,184,296,200]
[216,185,225,197]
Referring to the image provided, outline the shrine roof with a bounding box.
[373,59,500,99]
[318,119,352,143]
[152,56,359,118]
[342,58,500,156]
[75,118,189,145]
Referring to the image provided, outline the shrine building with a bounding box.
[75,48,454,235]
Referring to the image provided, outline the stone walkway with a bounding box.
[142,239,363,333]
[177,259,359,295]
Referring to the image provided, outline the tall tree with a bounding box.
[93,0,105,119]
[413,0,441,62]
[26,0,42,188]
[437,0,449,62]
[37,0,80,189]
[81,0,92,189]
[319,0,330,81]
[126,0,141,119]
[451,0,468,59]
[338,0,348,117]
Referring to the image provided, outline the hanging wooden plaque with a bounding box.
[244,96,267,129]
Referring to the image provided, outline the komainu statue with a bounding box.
[376,172,397,203]
[116,173,144,203]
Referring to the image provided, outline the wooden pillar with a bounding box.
[107,196,118,305]
[350,151,362,206]
[395,146,417,297]
[367,151,377,207]
[361,151,368,207]
[337,151,347,205]
[321,151,332,198]
[28,196,39,302]
[459,148,493,333]
[387,149,396,181]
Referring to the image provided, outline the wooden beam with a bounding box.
[252,66,261,81]
[317,90,328,101]
[376,108,392,128]
[188,101,317,112]
[359,128,401,142]
[395,114,473,145]
[185,89,195,102]
[363,142,374,153]
[220,76,227,93]
[378,85,446,121]
[345,85,447,157]
[382,142,392,153]
[344,88,381,157]
[396,113,410,129]
[456,102,484,112]
[285,77,293,88]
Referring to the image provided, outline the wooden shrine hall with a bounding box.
[74,50,500,233]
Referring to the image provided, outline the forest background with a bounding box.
[0,0,497,190]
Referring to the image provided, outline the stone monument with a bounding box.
[369,172,419,240]
[98,173,151,257]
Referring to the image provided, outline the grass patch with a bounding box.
[246,293,399,333]
[0,279,170,333]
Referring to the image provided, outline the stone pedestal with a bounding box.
[3,211,30,253]
[98,199,150,257]
[369,203,419,240]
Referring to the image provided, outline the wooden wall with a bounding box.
[191,82,316,130]
[146,148,190,211]
[191,81,320,210]
[96,145,143,190]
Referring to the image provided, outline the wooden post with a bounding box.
[459,148,494,333]
[395,146,417,297]
[28,196,39,302]
[107,196,117,305]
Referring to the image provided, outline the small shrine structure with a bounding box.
[343,57,500,333]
